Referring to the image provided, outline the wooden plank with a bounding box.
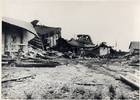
[16,61,60,67]
[75,82,103,86]
[120,74,139,89]
[2,75,36,83]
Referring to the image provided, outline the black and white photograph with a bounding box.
[1,0,140,99]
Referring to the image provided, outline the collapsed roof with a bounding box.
[30,20,61,37]
[2,17,38,37]
[34,25,61,37]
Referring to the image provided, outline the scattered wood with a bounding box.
[16,56,61,67]
[2,74,36,83]
[75,82,103,86]
[120,74,139,89]
[2,74,9,79]
[2,61,9,65]
[21,56,47,62]
[129,63,140,66]
[16,61,60,67]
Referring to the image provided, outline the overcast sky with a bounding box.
[2,0,140,51]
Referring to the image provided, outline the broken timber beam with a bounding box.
[120,74,139,89]
[75,82,103,86]
[2,75,36,83]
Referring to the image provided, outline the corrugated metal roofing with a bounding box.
[2,17,38,37]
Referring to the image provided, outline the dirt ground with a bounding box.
[2,58,139,99]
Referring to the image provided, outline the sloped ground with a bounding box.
[2,58,139,99]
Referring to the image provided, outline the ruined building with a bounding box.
[76,34,93,45]
[29,20,61,50]
[91,42,112,57]
[54,34,95,57]
[2,17,38,58]
[129,41,140,55]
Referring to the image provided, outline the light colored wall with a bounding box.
[47,34,59,48]
[3,31,23,57]
[3,30,35,57]
[22,31,35,53]
[129,48,134,54]
[53,34,57,46]
[100,47,110,56]
[130,48,140,54]
[5,31,22,52]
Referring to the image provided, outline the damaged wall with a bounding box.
[2,18,37,58]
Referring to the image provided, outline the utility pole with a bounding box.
[115,41,117,50]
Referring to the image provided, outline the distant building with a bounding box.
[67,37,95,56]
[129,41,140,55]
[2,17,38,58]
[29,20,61,50]
[92,42,112,57]
[53,34,95,56]
[76,34,93,45]
[99,42,111,56]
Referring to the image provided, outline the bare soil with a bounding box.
[2,58,139,99]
